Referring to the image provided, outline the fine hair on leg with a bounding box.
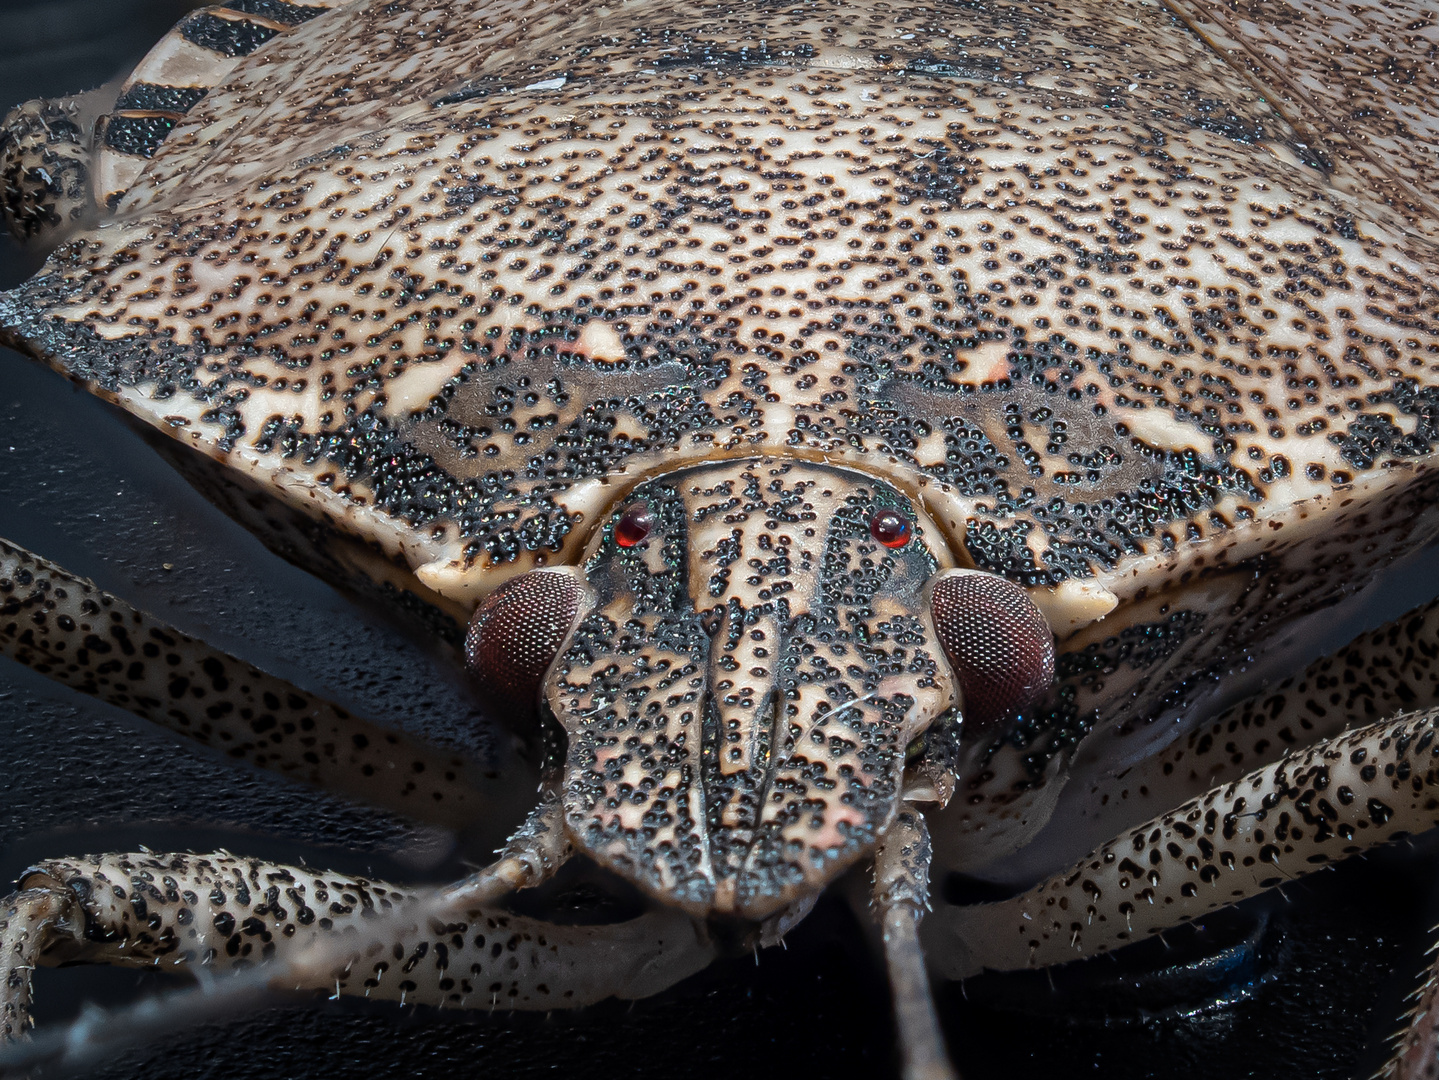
[0,847,716,1075]
[933,709,1439,979]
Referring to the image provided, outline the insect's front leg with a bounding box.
[441,788,573,907]
[928,586,1439,985]
[0,845,717,1072]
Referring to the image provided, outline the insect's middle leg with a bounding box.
[934,706,1439,977]
[0,536,530,831]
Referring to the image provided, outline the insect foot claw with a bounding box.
[0,874,84,1044]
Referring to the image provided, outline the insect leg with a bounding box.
[873,808,957,1080]
[0,850,716,1074]
[440,787,572,907]
[0,536,523,830]
[0,873,82,1042]
[1073,593,1439,847]
[931,708,1439,978]
[1376,919,1439,1080]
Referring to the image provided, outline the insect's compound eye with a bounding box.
[465,569,585,713]
[930,569,1055,732]
[869,508,912,548]
[615,501,655,548]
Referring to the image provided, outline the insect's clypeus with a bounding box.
[5,1,1439,1078]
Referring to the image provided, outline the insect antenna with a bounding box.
[872,809,957,1080]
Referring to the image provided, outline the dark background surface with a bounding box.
[2,2,1439,1077]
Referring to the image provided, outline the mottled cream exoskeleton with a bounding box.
[5,0,1439,1077]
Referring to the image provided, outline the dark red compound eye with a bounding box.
[930,569,1055,733]
[465,569,585,713]
[615,502,655,548]
[870,508,912,548]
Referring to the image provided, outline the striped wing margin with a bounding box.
[92,0,352,209]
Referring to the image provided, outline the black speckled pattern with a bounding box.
[548,457,953,918]
[5,0,1439,1074]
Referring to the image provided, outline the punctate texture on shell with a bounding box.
[5,0,1439,604]
[545,456,956,918]
[7,0,1439,859]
